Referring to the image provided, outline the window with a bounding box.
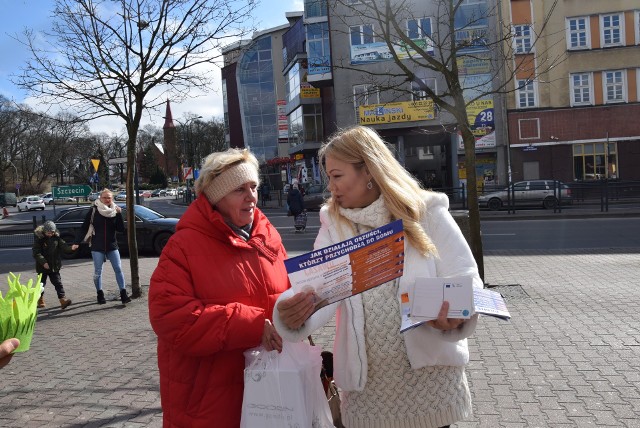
[573,142,618,180]
[353,84,379,124]
[513,24,533,54]
[516,79,536,108]
[567,17,590,49]
[569,73,592,106]
[601,13,623,47]
[285,63,301,103]
[635,11,640,45]
[407,17,432,40]
[411,78,437,100]
[350,24,374,46]
[603,70,626,103]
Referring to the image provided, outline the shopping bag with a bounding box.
[241,341,333,428]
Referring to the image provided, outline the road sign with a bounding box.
[108,157,128,165]
[53,185,92,198]
[184,167,194,180]
[91,159,100,172]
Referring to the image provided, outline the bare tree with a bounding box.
[16,0,257,297]
[328,0,562,279]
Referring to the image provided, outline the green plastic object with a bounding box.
[0,273,42,352]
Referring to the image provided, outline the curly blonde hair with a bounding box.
[319,126,437,257]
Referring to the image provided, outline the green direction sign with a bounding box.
[53,185,92,198]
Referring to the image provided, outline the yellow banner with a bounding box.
[91,159,100,172]
[300,86,320,98]
[359,100,435,124]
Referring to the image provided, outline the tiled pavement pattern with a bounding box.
[1,247,639,427]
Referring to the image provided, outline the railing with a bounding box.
[0,215,48,248]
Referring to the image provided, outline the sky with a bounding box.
[0,0,303,135]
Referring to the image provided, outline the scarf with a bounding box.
[338,195,391,230]
[95,199,118,218]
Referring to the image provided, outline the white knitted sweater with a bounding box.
[274,192,482,428]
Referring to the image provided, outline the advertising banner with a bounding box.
[359,100,435,124]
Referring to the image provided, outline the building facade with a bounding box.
[504,0,640,182]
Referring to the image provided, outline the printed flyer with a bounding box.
[284,220,405,311]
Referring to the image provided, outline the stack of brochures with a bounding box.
[400,277,511,333]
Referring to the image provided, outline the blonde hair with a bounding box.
[319,126,437,256]
[99,188,113,197]
[195,148,260,201]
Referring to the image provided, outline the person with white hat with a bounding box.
[148,148,290,428]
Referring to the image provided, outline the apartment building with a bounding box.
[505,0,640,182]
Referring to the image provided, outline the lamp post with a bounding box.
[8,160,19,197]
[174,116,203,204]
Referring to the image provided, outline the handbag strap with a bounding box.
[90,206,96,225]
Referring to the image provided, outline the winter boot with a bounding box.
[37,296,46,308]
[120,289,132,304]
[97,290,106,305]
[59,298,72,310]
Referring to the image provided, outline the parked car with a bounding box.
[53,204,178,258]
[151,189,163,197]
[478,180,572,211]
[42,193,55,205]
[88,192,100,201]
[115,191,127,201]
[165,188,177,197]
[17,196,46,212]
[141,190,153,198]
[0,192,17,207]
[303,184,330,211]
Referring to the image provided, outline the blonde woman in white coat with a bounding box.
[273,126,483,428]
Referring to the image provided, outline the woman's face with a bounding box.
[215,182,258,227]
[100,193,113,205]
[325,155,379,209]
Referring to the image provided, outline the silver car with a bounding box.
[478,180,572,210]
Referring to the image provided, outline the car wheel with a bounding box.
[17,206,22,212]
[153,232,172,255]
[543,196,558,209]
[488,198,502,211]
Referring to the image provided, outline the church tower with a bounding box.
[162,100,179,181]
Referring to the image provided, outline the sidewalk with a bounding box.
[1,248,640,427]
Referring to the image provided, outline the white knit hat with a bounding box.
[202,162,260,205]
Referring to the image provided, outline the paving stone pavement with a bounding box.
[1,247,639,427]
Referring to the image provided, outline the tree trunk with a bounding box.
[126,129,141,298]
[460,123,485,281]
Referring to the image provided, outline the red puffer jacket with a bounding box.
[149,196,290,428]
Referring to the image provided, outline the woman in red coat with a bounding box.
[149,148,289,427]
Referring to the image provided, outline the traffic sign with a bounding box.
[53,185,92,198]
[184,167,194,180]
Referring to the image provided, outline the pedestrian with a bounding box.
[148,148,289,428]
[260,180,270,207]
[287,180,304,217]
[77,188,131,305]
[274,125,483,428]
[32,220,78,309]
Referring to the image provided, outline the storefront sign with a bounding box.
[277,100,288,140]
[300,84,320,98]
[359,100,435,124]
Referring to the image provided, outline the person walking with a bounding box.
[260,180,270,207]
[32,220,78,309]
[77,188,131,305]
[274,126,483,428]
[148,148,289,428]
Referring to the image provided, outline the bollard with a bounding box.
[32,216,37,229]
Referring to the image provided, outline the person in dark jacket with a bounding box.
[77,188,131,305]
[287,181,305,217]
[32,220,78,309]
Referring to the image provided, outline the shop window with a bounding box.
[573,142,618,180]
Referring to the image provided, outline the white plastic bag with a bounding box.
[241,341,333,428]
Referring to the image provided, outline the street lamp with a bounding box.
[174,116,203,203]
[8,160,19,197]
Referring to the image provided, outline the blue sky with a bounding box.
[0,0,303,134]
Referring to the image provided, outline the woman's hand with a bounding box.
[276,291,316,330]
[261,319,283,352]
[427,301,465,331]
[115,205,122,214]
